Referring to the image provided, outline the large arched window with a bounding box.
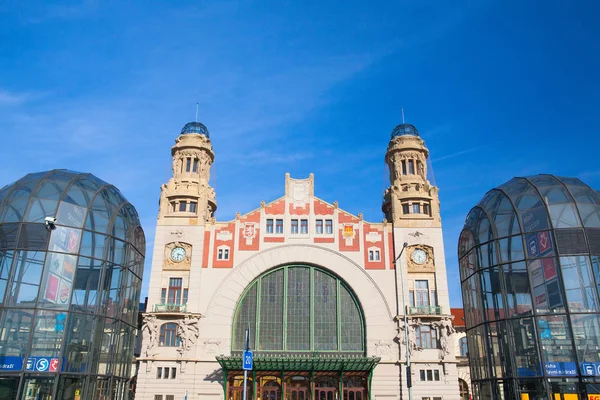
[159,323,180,347]
[232,265,365,353]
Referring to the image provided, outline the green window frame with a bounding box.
[232,265,365,353]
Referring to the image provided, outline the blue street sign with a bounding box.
[243,350,253,371]
[0,356,23,371]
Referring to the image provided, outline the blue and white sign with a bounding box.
[0,356,23,371]
[242,350,253,371]
[581,362,600,376]
[545,362,577,376]
[26,357,58,372]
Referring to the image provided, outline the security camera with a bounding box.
[44,217,57,230]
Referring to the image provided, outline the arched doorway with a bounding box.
[344,376,367,400]
[286,376,310,400]
[314,377,338,400]
[459,379,470,400]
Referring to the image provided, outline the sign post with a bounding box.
[242,326,253,400]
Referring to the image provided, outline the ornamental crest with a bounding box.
[342,224,355,239]
[243,223,257,239]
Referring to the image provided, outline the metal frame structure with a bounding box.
[0,170,145,399]
[459,174,600,399]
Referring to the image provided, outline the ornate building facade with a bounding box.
[134,121,460,400]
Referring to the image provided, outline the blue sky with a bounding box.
[1,1,599,307]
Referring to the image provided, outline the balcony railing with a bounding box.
[154,303,187,313]
[408,306,442,315]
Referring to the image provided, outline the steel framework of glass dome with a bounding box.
[0,170,145,400]
[458,174,600,400]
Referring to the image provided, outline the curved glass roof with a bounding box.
[391,123,419,138]
[180,121,210,137]
[0,169,145,255]
[458,174,600,260]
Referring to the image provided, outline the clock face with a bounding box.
[170,247,186,262]
[412,249,427,265]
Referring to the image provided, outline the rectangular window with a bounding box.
[161,288,166,304]
[402,204,410,214]
[179,202,187,212]
[431,290,437,307]
[426,370,433,381]
[157,367,162,379]
[168,278,182,304]
[192,159,198,173]
[300,219,308,234]
[164,367,170,379]
[171,368,177,379]
[409,290,415,307]
[402,160,407,175]
[266,219,274,234]
[189,202,197,213]
[171,202,176,212]
[291,219,299,234]
[416,325,438,349]
[186,158,191,172]
[325,219,333,234]
[182,289,188,305]
[415,280,430,307]
[316,219,323,234]
[434,398,442,400]
[419,370,425,381]
[369,250,380,261]
[369,250,374,261]
[412,203,420,214]
[434,370,440,381]
[408,160,415,174]
[166,396,174,400]
[423,203,430,216]
[155,396,163,400]
[375,250,380,261]
[275,219,284,234]
[218,248,230,260]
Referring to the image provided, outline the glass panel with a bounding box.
[558,256,599,312]
[233,285,257,351]
[571,314,600,367]
[259,269,284,350]
[503,262,533,317]
[63,312,94,373]
[0,308,34,361]
[508,317,542,377]
[286,267,310,351]
[49,226,82,255]
[480,267,503,322]
[314,270,337,350]
[70,257,102,314]
[340,285,363,351]
[29,309,66,358]
[529,257,565,314]
[562,177,600,228]
[7,250,45,307]
[538,315,577,375]
[56,376,84,400]
[21,377,54,400]
[24,198,58,223]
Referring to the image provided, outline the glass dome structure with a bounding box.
[180,121,210,137]
[458,174,600,399]
[0,170,145,399]
[391,123,419,138]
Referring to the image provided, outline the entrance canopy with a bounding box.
[216,354,381,372]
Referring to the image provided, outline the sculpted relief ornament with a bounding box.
[434,317,456,359]
[142,314,159,358]
[177,315,200,356]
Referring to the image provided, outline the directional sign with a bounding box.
[243,350,253,371]
[49,358,59,372]
[36,358,49,372]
